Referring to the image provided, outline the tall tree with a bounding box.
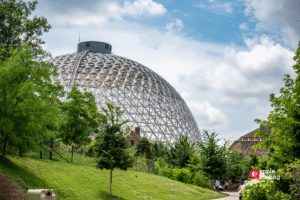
[0,0,51,63]
[58,85,98,163]
[254,41,300,169]
[0,44,63,160]
[166,135,195,169]
[93,102,134,196]
[151,140,169,161]
[197,130,228,180]
[135,137,153,160]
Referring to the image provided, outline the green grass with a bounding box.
[0,146,228,200]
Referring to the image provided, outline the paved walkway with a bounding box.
[212,192,240,200]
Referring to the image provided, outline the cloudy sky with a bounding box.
[25,0,300,147]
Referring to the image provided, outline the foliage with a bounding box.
[151,140,169,161]
[135,137,153,159]
[223,146,243,181]
[173,168,192,184]
[161,165,175,180]
[277,158,300,199]
[273,190,293,200]
[186,152,202,179]
[253,41,300,169]
[0,0,51,62]
[93,102,134,195]
[0,44,64,160]
[196,130,228,179]
[193,170,211,189]
[166,135,195,169]
[58,85,98,163]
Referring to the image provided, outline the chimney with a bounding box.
[135,127,140,137]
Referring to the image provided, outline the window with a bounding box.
[131,140,134,147]
[86,42,90,47]
[105,44,108,49]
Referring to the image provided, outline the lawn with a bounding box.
[0,147,228,200]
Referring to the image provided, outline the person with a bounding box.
[224,180,229,191]
[215,179,220,190]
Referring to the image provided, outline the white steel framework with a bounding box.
[49,50,201,144]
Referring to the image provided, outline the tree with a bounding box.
[197,130,228,180]
[253,42,300,169]
[223,147,243,181]
[135,137,153,160]
[0,0,51,63]
[93,102,135,196]
[58,85,98,163]
[186,152,202,178]
[0,44,63,161]
[166,135,195,169]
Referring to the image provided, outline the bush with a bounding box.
[193,170,211,188]
[273,191,292,200]
[173,168,192,184]
[161,166,174,180]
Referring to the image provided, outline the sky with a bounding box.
[23,0,300,147]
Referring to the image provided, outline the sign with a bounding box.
[250,169,259,179]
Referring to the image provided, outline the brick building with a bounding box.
[230,125,273,158]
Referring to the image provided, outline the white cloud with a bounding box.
[242,0,300,51]
[165,19,184,32]
[239,22,249,31]
[181,91,228,130]
[196,2,234,15]
[180,35,296,104]
[45,0,167,26]
[123,0,167,17]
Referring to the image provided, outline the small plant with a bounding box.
[193,170,211,188]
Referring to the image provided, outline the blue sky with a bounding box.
[23,0,300,147]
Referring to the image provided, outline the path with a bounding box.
[212,192,240,200]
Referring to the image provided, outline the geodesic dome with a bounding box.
[49,41,201,144]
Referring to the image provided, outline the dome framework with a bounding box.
[50,41,201,144]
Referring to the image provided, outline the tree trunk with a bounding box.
[50,138,53,160]
[40,141,42,159]
[71,145,74,163]
[2,141,7,161]
[110,169,113,195]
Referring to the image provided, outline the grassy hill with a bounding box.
[0,148,228,200]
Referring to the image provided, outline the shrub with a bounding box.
[273,191,292,200]
[193,170,211,188]
[161,166,174,180]
[173,168,192,184]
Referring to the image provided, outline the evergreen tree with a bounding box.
[167,135,195,169]
[135,137,153,160]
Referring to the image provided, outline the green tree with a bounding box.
[0,0,51,62]
[197,130,228,180]
[151,140,169,161]
[223,147,243,181]
[253,42,300,169]
[167,135,195,169]
[135,137,153,160]
[58,85,98,163]
[93,102,134,196]
[186,152,202,178]
[0,44,63,161]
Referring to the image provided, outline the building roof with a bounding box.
[241,124,273,138]
[229,124,273,148]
